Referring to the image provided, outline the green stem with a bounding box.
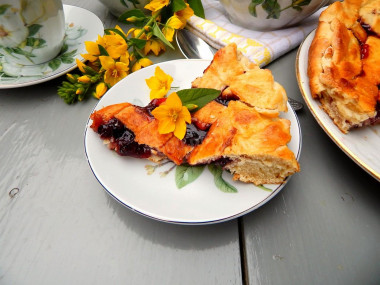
[135,9,161,39]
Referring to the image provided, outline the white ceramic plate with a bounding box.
[296,30,380,181]
[0,5,104,89]
[84,59,302,224]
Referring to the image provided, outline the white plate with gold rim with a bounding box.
[84,59,302,224]
[296,30,380,182]
[0,5,104,89]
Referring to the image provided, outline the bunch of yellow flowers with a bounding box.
[58,0,204,104]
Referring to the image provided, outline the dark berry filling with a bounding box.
[182,123,209,146]
[360,43,370,59]
[138,98,167,117]
[97,118,152,158]
[213,157,232,167]
[97,118,126,139]
[214,94,239,106]
[115,129,151,158]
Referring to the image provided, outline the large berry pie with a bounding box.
[308,0,380,133]
[90,44,300,185]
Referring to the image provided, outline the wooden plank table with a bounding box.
[0,1,379,284]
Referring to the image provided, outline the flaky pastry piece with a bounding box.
[188,101,299,185]
[191,43,257,90]
[308,0,380,133]
[192,43,288,116]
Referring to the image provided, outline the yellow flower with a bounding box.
[99,55,129,87]
[76,59,86,73]
[94,82,108,99]
[132,58,153,72]
[101,34,128,59]
[81,40,100,62]
[144,0,170,12]
[143,38,165,56]
[151,92,191,139]
[146,66,173,100]
[162,16,183,42]
[175,4,194,28]
[78,75,91,83]
[126,28,146,39]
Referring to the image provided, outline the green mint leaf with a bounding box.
[152,22,174,49]
[208,164,237,193]
[171,0,187,12]
[187,0,205,18]
[177,88,220,112]
[175,164,205,189]
[117,9,146,24]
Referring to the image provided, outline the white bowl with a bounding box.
[219,0,329,31]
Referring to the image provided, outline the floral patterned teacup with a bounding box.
[0,0,65,65]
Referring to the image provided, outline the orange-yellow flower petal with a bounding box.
[144,0,170,12]
[143,38,165,56]
[145,66,173,99]
[162,16,183,42]
[132,58,153,72]
[76,59,86,73]
[175,4,194,28]
[99,56,129,86]
[151,92,191,139]
[94,82,108,99]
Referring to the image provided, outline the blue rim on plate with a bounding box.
[84,59,302,225]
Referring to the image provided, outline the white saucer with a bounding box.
[0,5,104,89]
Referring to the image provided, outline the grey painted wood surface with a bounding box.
[243,50,380,285]
[0,1,242,284]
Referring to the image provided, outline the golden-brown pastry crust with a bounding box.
[308,0,380,133]
[91,43,300,185]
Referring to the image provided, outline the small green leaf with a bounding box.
[129,37,146,50]
[98,44,109,56]
[25,37,46,48]
[152,22,174,49]
[48,58,62,71]
[60,44,69,54]
[0,4,10,15]
[257,185,273,192]
[175,164,205,189]
[120,0,129,7]
[28,24,42,37]
[177,88,220,112]
[262,0,281,19]
[60,56,74,64]
[208,164,237,193]
[292,0,312,6]
[117,9,146,24]
[187,0,205,18]
[171,0,187,12]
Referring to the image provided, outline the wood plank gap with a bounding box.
[238,217,249,285]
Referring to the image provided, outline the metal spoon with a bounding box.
[175,29,304,111]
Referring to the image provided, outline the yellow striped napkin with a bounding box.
[187,0,324,66]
